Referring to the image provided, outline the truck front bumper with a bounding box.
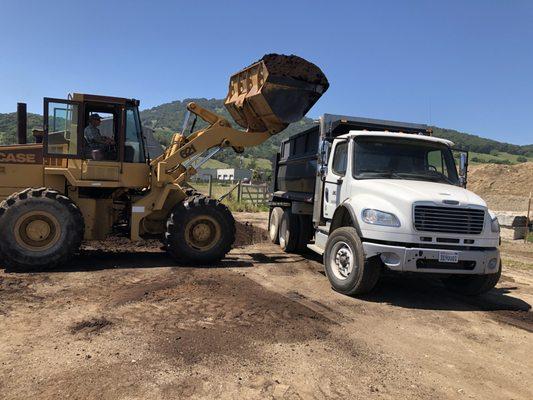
[362,242,500,275]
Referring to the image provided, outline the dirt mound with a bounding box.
[468,162,533,211]
[234,219,269,247]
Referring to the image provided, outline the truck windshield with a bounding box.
[353,137,459,185]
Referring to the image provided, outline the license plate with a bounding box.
[438,252,459,263]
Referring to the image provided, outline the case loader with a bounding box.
[0,54,328,269]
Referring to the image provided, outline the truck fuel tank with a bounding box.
[224,54,329,135]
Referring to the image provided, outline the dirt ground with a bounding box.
[1,212,532,400]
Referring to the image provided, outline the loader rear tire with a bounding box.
[165,195,235,264]
[0,188,84,270]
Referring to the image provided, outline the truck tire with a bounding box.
[279,209,300,253]
[297,214,313,251]
[324,227,381,296]
[442,263,502,296]
[269,207,283,244]
[165,195,235,264]
[0,188,84,270]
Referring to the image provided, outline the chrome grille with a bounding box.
[414,206,485,234]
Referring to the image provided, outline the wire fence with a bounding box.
[191,179,271,206]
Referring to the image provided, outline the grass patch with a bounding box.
[469,151,533,165]
[222,199,269,212]
[502,257,533,270]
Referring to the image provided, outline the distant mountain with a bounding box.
[1,99,531,170]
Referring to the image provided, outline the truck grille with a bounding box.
[414,206,485,235]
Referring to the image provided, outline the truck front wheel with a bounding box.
[324,227,381,296]
[442,263,501,296]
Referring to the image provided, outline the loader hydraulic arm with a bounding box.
[149,54,329,188]
[151,102,270,186]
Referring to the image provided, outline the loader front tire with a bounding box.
[165,195,235,264]
[0,188,84,270]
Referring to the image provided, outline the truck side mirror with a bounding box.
[459,152,468,188]
[318,140,331,180]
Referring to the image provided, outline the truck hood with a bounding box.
[355,179,486,208]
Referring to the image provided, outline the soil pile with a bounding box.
[468,162,533,211]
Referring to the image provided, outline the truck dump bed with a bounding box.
[272,114,430,204]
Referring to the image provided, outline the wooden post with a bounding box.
[237,180,242,202]
[525,192,532,243]
[208,175,213,197]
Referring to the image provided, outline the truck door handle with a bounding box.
[337,177,343,184]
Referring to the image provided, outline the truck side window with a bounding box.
[427,150,448,175]
[332,141,348,176]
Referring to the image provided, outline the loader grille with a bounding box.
[414,205,485,235]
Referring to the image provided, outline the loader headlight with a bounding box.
[362,209,400,227]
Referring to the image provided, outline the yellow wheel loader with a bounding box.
[0,54,328,269]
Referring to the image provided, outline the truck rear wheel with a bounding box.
[324,227,381,296]
[442,263,502,296]
[269,207,283,244]
[297,214,313,251]
[279,209,300,253]
[0,188,84,270]
[165,195,235,264]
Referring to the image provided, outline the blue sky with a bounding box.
[0,0,531,144]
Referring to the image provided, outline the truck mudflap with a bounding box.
[362,242,500,275]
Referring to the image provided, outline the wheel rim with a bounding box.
[279,216,287,248]
[184,215,222,251]
[14,211,61,251]
[329,241,356,280]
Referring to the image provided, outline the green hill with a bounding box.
[1,99,531,170]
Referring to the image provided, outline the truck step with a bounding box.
[307,243,324,255]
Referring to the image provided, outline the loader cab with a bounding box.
[43,93,150,187]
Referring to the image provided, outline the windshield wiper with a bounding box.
[396,171,453,184]
[356,170,402,179]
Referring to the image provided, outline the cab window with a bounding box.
[124,107,146,163]
[46,102,79,156]
[331,141,348,176]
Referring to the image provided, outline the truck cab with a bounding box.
[269,115,501,296]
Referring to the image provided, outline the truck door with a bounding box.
[323,140,350,219]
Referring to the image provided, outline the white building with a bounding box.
[216,168,252,181]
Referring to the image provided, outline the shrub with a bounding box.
[517,156,528,163]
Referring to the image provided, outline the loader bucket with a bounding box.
[224,54,329,134]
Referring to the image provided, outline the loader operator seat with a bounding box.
[84,114,116,161]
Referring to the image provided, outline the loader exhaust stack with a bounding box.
[225,54,329,134]
[17,102,27,144]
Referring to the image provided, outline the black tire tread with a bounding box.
[324,227,381,296]
[0,187,84,270]
[165,194,235,264]
[279,209,300,253]
[442,263,502,296]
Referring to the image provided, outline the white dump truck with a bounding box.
[269,114,501,296]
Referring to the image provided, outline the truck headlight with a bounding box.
[362,209,400,227]
[488,210,500,233]
[491,216,500,233]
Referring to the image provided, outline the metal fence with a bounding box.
[192,178,271,206]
